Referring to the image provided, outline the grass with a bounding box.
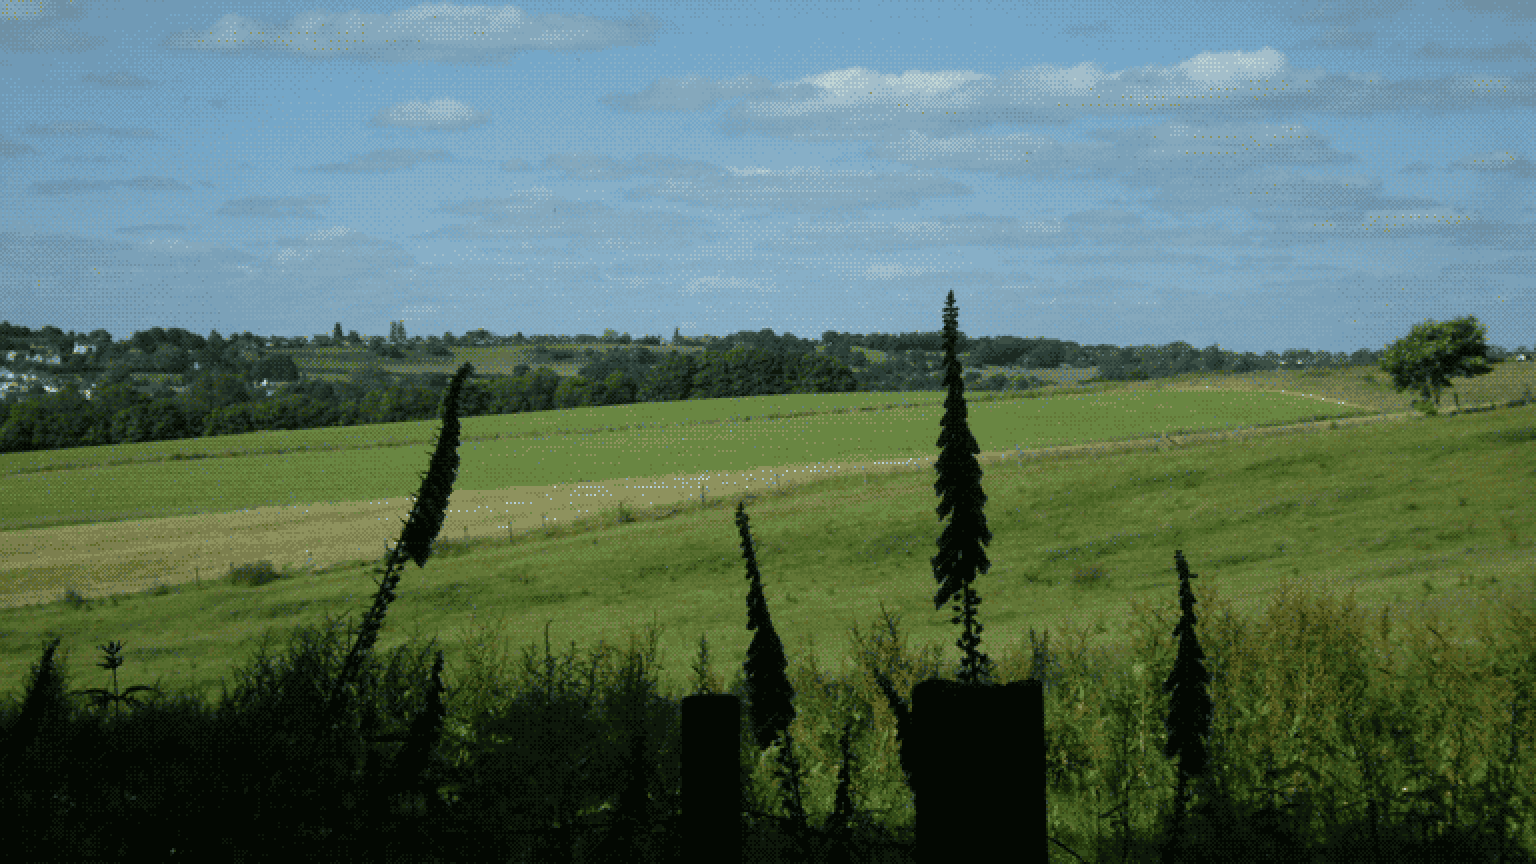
[2,360,1535,862]
[0,372,1367,530]
[0,371,1400,614]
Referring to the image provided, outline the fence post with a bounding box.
[668,678,1045,864]
[909,678,1045,863]
[681,693,743,862]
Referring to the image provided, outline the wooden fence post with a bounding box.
[670,677,1045,863]
[909,678,1045,863]
[680,693,743,861]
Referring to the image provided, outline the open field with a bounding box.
[0,362,1411,608]
[0,361,1531,713]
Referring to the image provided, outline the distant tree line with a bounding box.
[0,319,1512,456]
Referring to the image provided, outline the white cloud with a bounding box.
[370,98,490,129]
[160,4,662,63]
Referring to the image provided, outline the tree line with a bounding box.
[0,317,1504,455]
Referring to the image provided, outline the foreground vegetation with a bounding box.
[1,323,1534,861]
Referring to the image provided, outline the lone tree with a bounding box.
[1379,315,1493,413]
[930,289,998,687]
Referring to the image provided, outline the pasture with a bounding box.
[1,360,1532,714]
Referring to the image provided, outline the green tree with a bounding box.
[600,369,638,405]
[346,362,394,398]
[1200,343,1225,373]
[36,391,94,449]
[930,290,998,687]
[333,322,344,342]
[553,375,597,409]
[136,398,191,442]
[79,382,143,444]
[1378,315,1493,413]
[205,402,256,437]
[251,353,301,383]
[637,352,698,404]
[688,350,733,399]
[0,397,45,452]
[180,370,254,429]
[786,352,858,394]
[153,344,193,375]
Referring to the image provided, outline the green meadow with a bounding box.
[1,379,1366,530]
[1,363,1530,716]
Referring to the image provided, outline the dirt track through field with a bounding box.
[0,394,1434,611]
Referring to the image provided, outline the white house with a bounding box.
[3,349,57,363]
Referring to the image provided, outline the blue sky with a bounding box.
[1,0,1532,356]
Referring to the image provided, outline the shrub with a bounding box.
[224,560,290,587]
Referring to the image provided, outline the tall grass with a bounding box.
[2,355,1535,861]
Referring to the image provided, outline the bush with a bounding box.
[224,560,291,587]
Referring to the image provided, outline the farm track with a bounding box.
[0,395,1435,611]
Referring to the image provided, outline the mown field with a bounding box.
[0,360,1532,716]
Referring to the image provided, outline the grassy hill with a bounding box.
[1,359,1531,708]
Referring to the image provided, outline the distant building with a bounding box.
[4,349,60,364]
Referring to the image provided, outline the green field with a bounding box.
[1,379,1365,530]
[1,362,1531,713]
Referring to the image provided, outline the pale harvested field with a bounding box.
[0,391,1427,611]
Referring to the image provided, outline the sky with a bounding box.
[1,0,1533,357]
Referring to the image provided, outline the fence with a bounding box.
[417,677,1046,863]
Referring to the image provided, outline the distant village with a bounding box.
[2,343,99,400]
[1,341,292,403]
